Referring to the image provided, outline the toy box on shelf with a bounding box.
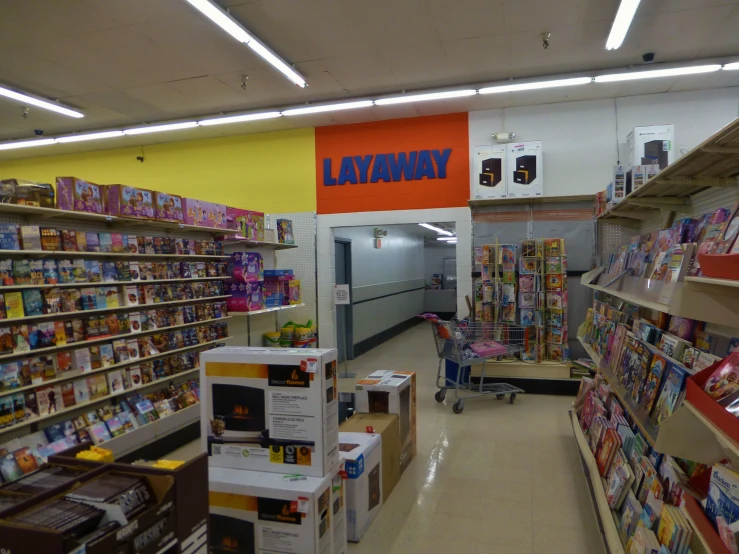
[104,185,155,220]
[56,177,104,215]
[182,199,227,229]
[153,192,184,223]
[0,179,55,208]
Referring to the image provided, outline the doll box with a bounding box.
[225,207,249,234]
[154,192,184,223]
[229,252,264,282]
[226,280,264,312]
[277,218,294,244]
[56,177,104,214]
[182,198,227,229]
[105,185,155,219]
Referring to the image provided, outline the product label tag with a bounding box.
[365,426,374,434]
[305,358,318,373]
[298,496,309,514]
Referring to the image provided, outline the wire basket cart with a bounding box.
[431,319,527,413]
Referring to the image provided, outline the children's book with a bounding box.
[617,489,642,543]
[89,422,112,445]
[653,363,689,424]
[86,374,108,400]
[84,260,101,283]
[73,379,90,404]
[105,415,124,437]
[640,353,669,415]
[102,261,118,282]
[5,291,24,319]
[607,449,635,510]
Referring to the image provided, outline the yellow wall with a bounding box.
[0,128,316,214]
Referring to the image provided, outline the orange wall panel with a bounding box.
[316,113,469,214]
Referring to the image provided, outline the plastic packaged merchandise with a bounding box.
[0,179,55,207]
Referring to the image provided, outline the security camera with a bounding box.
[34,129,44,136]
[642,52,655,63]
[541,32,551,50]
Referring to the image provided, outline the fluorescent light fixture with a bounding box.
[606,0,641,50]
[419,223,454,236]
[56,131,124,143]
[479,77,592,94]
[375,90,477,105]
[723,62,739,71]
[199,112,282,126]
[437,236,457,241]
[123,122,199,135]
[282,101,373,116]
[0,139,57,151]
[0,85,83,118]
[184,0,306,87]
[595,65,721,83]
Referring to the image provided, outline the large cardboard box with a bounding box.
[472,144,507,199]
[201,347,340,477]
[338,432,382,542]
[506,141,543,197]
[331,466,347,554]
[627,125,675,170]
[339,413,400,502]
[355,370,416,475]
[209,466,346,554]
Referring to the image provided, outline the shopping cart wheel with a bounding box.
[434,390,446,402]
[496,394,505,400]
[452,400,464,414]
[509,394,517,404]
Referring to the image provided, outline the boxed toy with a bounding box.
[339,431,382,542]
[355,370,416,476]
[56,177,104,214]
[226,281,264,312]
[340,413,400,502]
[277,218,294,244]
[182,198,227,229]
[248,211,265,241]
[627,125,675,170]
[105,185,155,219]
[289,280,301,305]
[229,252,264,282]
[506,141,543,197]
[201,347,340,477]
[627,164,659,192]
[209,466,346,554]
[331,468,347,554]
[153,192,184,223]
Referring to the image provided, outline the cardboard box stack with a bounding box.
[201,347,346,554]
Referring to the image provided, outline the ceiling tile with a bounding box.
[0,0,122,39]
[319,53,400,93]
[442,35,510,83]
[73,90,168,121]
[227,0,375,62]
[379,43,470,90]
[343,0,441,51]
[84,0,189,25]
[504,0,582,33]
[424,0,506,42]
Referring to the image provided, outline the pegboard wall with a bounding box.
[226,211,316,347]
[597,185,739,262]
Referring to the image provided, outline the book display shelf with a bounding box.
[0,208,232,489]
[574,117,739,554]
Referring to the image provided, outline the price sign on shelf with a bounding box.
[334,284,350,305]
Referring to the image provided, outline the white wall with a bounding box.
[316,208,472,350]
[469,87,739,197]
[424,243,456,286]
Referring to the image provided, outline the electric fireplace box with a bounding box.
[627,124,674,170]
[354,370,416,476]
[330,465,347,554]
[506,141,543,197]
[338,431,382,542]
[200,347,340,477]
[209,466,346,554]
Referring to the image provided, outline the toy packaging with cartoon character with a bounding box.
[56,177,104,214]
[104,185,155,219]
[153,192,184,223]
[182,198,227,229]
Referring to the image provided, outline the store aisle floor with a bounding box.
[342,322,604,554]
[167,322,604,554]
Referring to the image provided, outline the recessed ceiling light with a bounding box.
[375,90,477,105]
[723,62,739,71]
[0,85,83,118]
[595,65,721,82]
[419,223,454,236]
[199,112,282,126]
[123,122,199,135]
[282,101,373,116]
[480,77,592,94]
[606,0,642,50]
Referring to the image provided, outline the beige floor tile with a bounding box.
[532,524,605,554]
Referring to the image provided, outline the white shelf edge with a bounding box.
[570,409,626,554]
[230,303,305,316]
[0,276,228,291]
[0,249,228,260]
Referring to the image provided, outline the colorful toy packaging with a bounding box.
[225,207,249,234]
[229,252,263,282]
[245,210,265,241]
[182,198,227,229]
[56,177,104,214]
[227,281,265,312]
[104,185,155,219]
[289,280,301,304]
[277,218,294,244]
[154,192,184,222]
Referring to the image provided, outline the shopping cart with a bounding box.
[430,318,526,413]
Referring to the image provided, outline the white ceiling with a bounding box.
[0,0,738,158]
